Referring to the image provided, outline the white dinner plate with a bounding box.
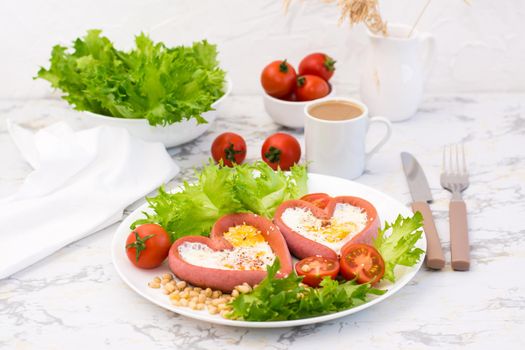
[111,173,426,328]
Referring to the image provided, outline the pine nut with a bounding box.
[162,273,173,281]
[196,303,205,310]
[193,287,202,293]
[198,294,207,303]
[205,288,212,297]
[236,285,251,294]
[176,281,186,290]
[208,305,219,314]
[211,290,222,298]
[153,277,161,283]
[231,289,239,297]
[179,299,188,307]
[189,301,197,309]
[165,283,176,293]
[148,282,160,289]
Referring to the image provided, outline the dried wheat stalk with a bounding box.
[335,0,387,35]
[284,0,388,35]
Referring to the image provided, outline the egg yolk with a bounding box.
[223,224,266,247]
[305,220,358,243]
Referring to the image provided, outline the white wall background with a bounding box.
[1,0,524,98]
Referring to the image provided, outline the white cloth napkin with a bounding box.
[0,121,179,279]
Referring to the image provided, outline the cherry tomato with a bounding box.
[298,53,336,81]
[261,132,301,170]
[261,60,297,99]
[340,244,385,284]
[126,224,171,269]
[295,256,340,287]
[300,193,331,209]
[211,132,247,167]
[295,75,330,102]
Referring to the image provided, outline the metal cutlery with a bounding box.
[441,144,470,271]
[401,152,446,270]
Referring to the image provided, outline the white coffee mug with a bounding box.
[304,98,392,179]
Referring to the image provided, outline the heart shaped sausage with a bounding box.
[274,195,379,259]
[168,213,293,292]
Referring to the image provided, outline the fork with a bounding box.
[441,144,470,271]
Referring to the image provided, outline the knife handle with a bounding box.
[450,200,470,271]
[411,201,445,270]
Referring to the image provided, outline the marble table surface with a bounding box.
[0,93,524,349]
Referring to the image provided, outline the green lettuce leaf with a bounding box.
[233,162,307,218]
[132,161,308,240]
[36,30,225,126]
[228,259,385,321]
[373,212,425,282]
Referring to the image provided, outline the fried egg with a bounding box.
[281,203,368,253]
[178,225,275,271]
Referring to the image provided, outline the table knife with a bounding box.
[401,152,445,270]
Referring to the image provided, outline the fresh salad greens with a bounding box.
[132,161,308,240]
[373,212,425,282]
[37,30,226,126]
[228,259,385,321]
[228,213,424,321]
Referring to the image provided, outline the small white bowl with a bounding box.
[263,86,336,129]
[66,77,232,148]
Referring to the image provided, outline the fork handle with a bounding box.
[412,201,445,270]
[450,200,470,271]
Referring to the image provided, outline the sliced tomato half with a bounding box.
[340,244,385,284]
[300,193,331,209]
[295,256,340,287]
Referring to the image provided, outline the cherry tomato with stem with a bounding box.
[261,60,297,99]
[211,132,247,167]
[298,53,336,81]
[126,224,172,269]
[295,75,330,102]
[261,132,301,170]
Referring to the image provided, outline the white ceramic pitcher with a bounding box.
[360,23,435,122]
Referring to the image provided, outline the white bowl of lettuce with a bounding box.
[71,77,231,148]
[37,30,231,148]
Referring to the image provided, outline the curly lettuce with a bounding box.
[373,212,425,282]
[228,259,385,321]
[37,29,226,126]
[132,161,308,240]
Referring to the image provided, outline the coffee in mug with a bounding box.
[308,100,363,121]
[304,98,392,179]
